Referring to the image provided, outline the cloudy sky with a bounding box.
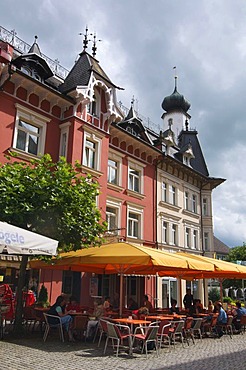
[1,0,246,247]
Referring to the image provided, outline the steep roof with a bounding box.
[59,51,117,94]
[214,236,230,255]
[177,129,209,176]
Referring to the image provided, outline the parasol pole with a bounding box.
[119,272,123,317]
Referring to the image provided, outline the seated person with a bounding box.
[232,301,246,331]
[189,299,203,316]
[143,294,153,313]
[216,301,227,337]
[103,296,111,311]
[169,299,179,314]
[128,297,138,311]
[86,298,104,340]
[66,296,80,312]
[47,295,74,341]
[207,300,214,313]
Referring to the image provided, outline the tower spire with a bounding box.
[173,66,178,90]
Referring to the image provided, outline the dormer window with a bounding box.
[183,155,190,166]
[126,126,137,136]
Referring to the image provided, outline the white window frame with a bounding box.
[184,191,189,210]
[185,227,191,248]
[162,182,167,202]
[106,198,121,235]
[107,150,123,186]
[192,194,197,213]
[127,205,143,239]
[82,130,101,170]
[170,185,177,206]
[13,104,49,157]
[87,89,100,117]
[193,230,198,250]
[162,221,168,244]
[59,121,71,158]
[171,223,178,246]
[128,160,144,194]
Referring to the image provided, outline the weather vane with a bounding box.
[79,26,90,51]
[173,66,178,89]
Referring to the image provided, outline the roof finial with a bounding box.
[173,66,178,90]
[34,35,38,43]
[131,95,135,108]
[79,26,90,52]
[185,118,189,131]
[91,33,102,57]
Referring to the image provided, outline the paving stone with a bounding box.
[0,333,246,370]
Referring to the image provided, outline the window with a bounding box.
[170,185,176,205]
[202,198,208,216]
[13,104,49,157]
[128,212,140,238]
[106,206,118,234]
[204,232,209,251]
[184,191,189,210]
[82,131,101,171]
[162,182,167,202]
[59,122,71,158]
[108,159,118,185]
[128,168,140,192]
[193,230,198,249]
[162,221,168,244]
[171,224,177,245]
[192,194,197,213]
[87,93,99,116]
[185,227,191,248]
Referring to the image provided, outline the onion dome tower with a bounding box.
[161,73,191,137]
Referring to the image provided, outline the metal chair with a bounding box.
[95,318,110,347]
[221,315,233,338]
[103,322,132,357]
[191,318,203,339]
[43,313,64,342]
[157,322,171,351]
[183,317,195,345]
[169,320,185,347]
[202,315,218,337]
[133,325,159,358]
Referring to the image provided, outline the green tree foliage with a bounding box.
[0,154,107,333]
[208,287,220,303]
[226,243,246,263]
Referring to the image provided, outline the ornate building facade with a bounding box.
[0,26,225,308]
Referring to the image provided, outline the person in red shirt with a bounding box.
[66,296,80,312]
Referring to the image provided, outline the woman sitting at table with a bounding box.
[47,295,75,341]
[86,298,104,340]
[189,299,203,316]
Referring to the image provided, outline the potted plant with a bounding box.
[36,285,49,308]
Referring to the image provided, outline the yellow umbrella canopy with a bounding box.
[162,252,246,279]
[30,242,214,275]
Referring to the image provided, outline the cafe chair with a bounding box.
[191,318,203,339]
[132,325,159,358]
[202,315,218,337]
[183,317,195,345]
[95,318,110,347]
[43,313,64,342]
[73,315,88,341]
[239,314,246,334]
[157,322,171,351]
[103,322,132,357]
[169,320,185,347]
[23,306,37,331]
[220,315,233,338]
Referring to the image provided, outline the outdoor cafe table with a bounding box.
[112,318,151,333]
[147,314,187,321]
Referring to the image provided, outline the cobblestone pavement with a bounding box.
[0,332,246,370]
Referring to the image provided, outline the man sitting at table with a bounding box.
[86,298,104,340]
[215,301,227,338]
[232,301,246,331]
[66,296,80,313]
